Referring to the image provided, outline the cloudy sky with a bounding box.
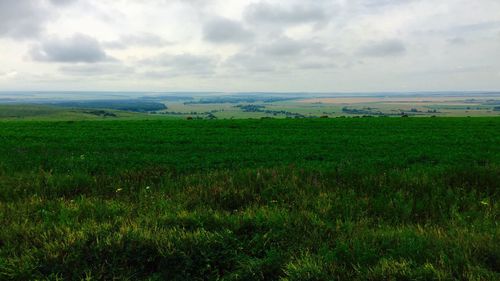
[0,0,500,92]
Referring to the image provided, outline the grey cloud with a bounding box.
[0,0,78,39]
[244,1,330,26]
[225,53,277,73]
[30,34,112,63]
[259,37,306,56]
[203,17,254,43]
[447,37,466,46]
[225,37,338,73]
[451,21,500,33]
[141,53,218,76]
[358,39,406,57]
[297,61,337,70]
[361,0,420,8]
[50,0,78,6]
[417,21,500,38]
[258,37,337,57]
[0,1,48,39]
[103,33,171,49]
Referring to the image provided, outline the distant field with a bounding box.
[0,92,499,120]
[156,94,500,119]
[0,118,498,280]
[0,104,145,121]
[298,96,500,104]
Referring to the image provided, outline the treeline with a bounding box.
[342,107,440,116]
[151,110,222,116]
[184,96,296,105]
[236,104,306,118]
[139,96,194,102]
[84,110,117,117]
[55,100,167,112]
[152,110,221,119]
[342,107,385,115]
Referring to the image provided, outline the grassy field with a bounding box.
[0,118,499,280]
[0,104,146,121]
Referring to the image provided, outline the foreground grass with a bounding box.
[0,118,499,280]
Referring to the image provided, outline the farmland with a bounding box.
[156,93,500,119]
[1,92,499,121]
[0,117,498,280]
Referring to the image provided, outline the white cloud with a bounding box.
[0,70,19,80]
[103,33,171,49]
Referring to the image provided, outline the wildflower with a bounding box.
[146,186,150,190]
[116,188,123,193]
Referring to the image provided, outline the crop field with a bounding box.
[0,118,499,280]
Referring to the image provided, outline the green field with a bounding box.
[0,118,499,280]
[0,104,146,121]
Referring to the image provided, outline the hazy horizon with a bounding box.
[1,90,500,104]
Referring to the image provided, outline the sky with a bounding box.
[0,0,500,92]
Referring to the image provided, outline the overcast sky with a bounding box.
[1,0,499,92]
